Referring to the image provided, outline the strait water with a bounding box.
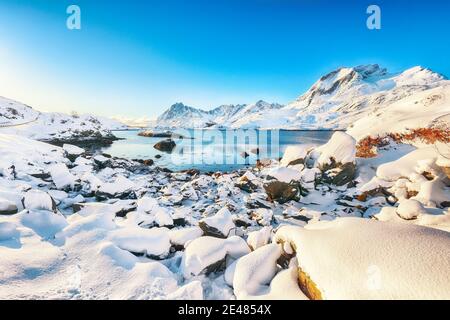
[101,129,334,172]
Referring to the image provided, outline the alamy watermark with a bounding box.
[66,5,81,30]
[168,129,281,167]
[367,5,381,30]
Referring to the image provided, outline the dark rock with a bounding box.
[234,218,251,228]
[30,173,52,180]
[246,198,272,209]
[155,154,162,159]
[173,218,187,227]
[198,221,228,239]
[235,178,258,193]
[263,181,302,204]
[142,159,154,166]
[203,258,227,275]
[154,139,176,153]
[322,162,356,186]
[442,201,450,208]
[240,152,250,158]
[183,169,200,176]
[0,201,18,215]
[250,148,260,155]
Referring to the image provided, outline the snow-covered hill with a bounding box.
[0,97,127,143]
[154,65,449,136]
[285,64,448,131]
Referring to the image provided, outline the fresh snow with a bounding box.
[274,218,450,300]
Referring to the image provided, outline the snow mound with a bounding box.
[315,132,356,167]
[109,227,171,258]
[274,218,450,300]
[181,236,250,278]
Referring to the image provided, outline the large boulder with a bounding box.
[264,181,302,204]
[154,139,176,153]
[314,132,357,186]
[274,218,450,300]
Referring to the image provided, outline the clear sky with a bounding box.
[0,0,449,119]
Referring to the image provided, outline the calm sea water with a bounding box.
[101,129,334,172]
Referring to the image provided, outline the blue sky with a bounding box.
[0,0,449,119]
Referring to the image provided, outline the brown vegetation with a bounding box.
[356,125,450,159]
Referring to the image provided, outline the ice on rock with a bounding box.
[274,218,450,300]
[109,227,171,258]
[181,236,250,278]
[199,207,235,238]
[49,163,77,190]
[397,199,427,220]
[247,226,273,250]
[22,190,56,212]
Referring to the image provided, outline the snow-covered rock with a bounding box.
[109,227,171,259]
[246,226,272,250]
[397,199,427,220]
[169,226,204,248]
[274,218,450,300]
[22,190,57,212]
[280,145,309,167]
[233,243,305,299]
[315,132,356,168]
[181,236,250,278]
[49,163,77,190]
[0,198,18,215]
[199,207,235,238]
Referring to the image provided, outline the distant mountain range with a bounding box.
[156,100,283,129]
[154,64,450,138]
[1,64,448,142]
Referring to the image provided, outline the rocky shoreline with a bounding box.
[0,131,449,300]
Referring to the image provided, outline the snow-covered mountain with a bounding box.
[155,101,283,128]
[154,64,449,135]
[285,64,447,130]
[0,96,127,143]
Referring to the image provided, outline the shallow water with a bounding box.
[101,129,334,172]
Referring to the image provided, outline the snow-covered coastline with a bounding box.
[0,128,449,299]
[0,64,449,300]
[0,96,126,146]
